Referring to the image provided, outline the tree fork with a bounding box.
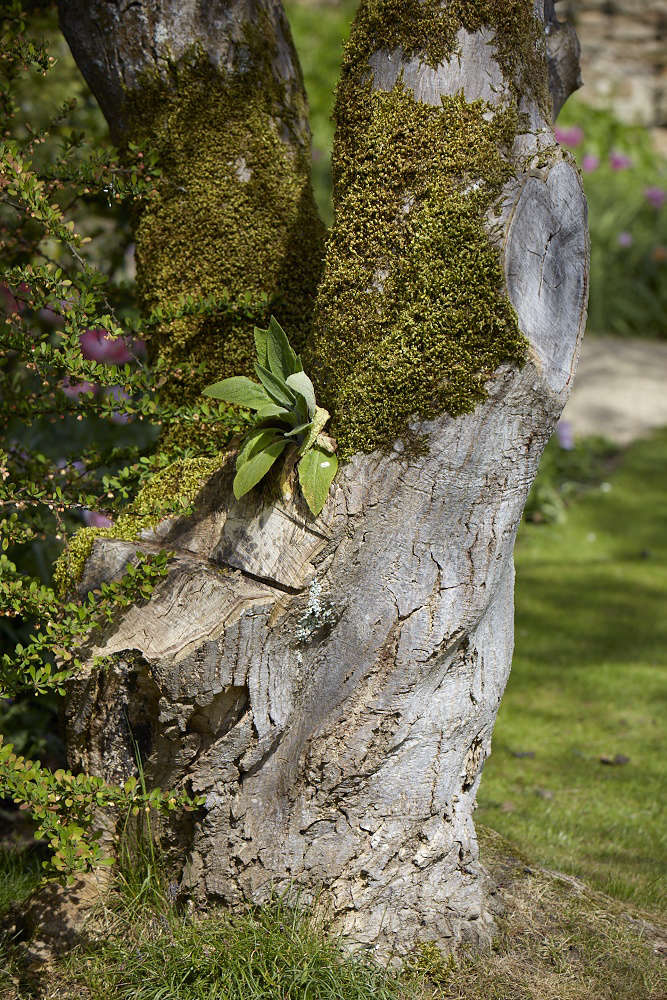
[58,0,586,958]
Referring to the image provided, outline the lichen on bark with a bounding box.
[311,0,549,456]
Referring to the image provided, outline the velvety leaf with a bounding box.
[284,421,313,438]
[233,439,287,499]
[298,445,338,516]
[254,363,296,407]
[266,316,302,380]
[236,427,284,470]
[254,325,269,369]
[202,376,270,410]
[254,403,291,421]
[286,371,316,417]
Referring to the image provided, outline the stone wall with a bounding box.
[558,0,667,127]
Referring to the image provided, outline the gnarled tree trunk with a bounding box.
[58,0,587,958]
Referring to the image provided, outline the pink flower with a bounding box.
[79,328,134,364]
[644,186,666,210]
[581,154,599,173]
[555,126,584,147]
[82,510,113,528]
[609,152,633,171]
[617,231,633,248]
[61,379,98,400]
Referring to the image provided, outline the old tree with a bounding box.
[54,0,586,957]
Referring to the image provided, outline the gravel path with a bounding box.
[561,335,667,444]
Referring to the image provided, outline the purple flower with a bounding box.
[556,419,574,451]
[82,510,113,528]
[555,126,584,148]
[62,379,98,400]
[644,186,666,210]
[609,152,633,171]
[581,154,599,173]
[617,231,633,248]
[105,385,133,424]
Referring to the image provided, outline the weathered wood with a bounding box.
[61,0,587,959]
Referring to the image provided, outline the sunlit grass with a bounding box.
[479,430,667,912]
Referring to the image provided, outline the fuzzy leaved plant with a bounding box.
[203,319,337,516]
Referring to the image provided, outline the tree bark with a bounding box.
[59,0,587,958]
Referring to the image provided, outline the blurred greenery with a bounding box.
[524,433,619,525]
[556,99,666,338]
[284,0,357,224]
[479,430,667,912]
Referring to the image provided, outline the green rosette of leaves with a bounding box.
[203,318,338,516]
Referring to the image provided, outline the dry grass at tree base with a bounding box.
[1,828,665,1000]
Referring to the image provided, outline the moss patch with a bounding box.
[124,23,325,443]
[53,455,225,594]
[309,0,549,456]
[313,85,529,456]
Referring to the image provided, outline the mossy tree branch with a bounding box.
[57,0,326,440]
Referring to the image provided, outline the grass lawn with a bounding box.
[478,430,667,913]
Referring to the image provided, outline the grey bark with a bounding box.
[545,0,583,118]
[60,1,587,958]
[58,0,310,148]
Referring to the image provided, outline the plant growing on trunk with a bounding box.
[203,318,337,515]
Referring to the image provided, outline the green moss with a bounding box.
[310,0,547,456]
[124,24,326,445]
[314,87,528,456]
[53,455,225,594]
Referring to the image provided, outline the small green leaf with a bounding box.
[233,439,287,499]
[298,445,338,516]
[255,403,291,421]
[254,363,296,407]
[286,371,317,417]
[266,316,302,380]
[202,376,271,410]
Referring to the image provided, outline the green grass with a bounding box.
[7,831,665,1000]
[478,430,667,912]
[0,846,43,994]
[0,847,42,918]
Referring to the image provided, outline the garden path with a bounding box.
[562,334,667,444]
